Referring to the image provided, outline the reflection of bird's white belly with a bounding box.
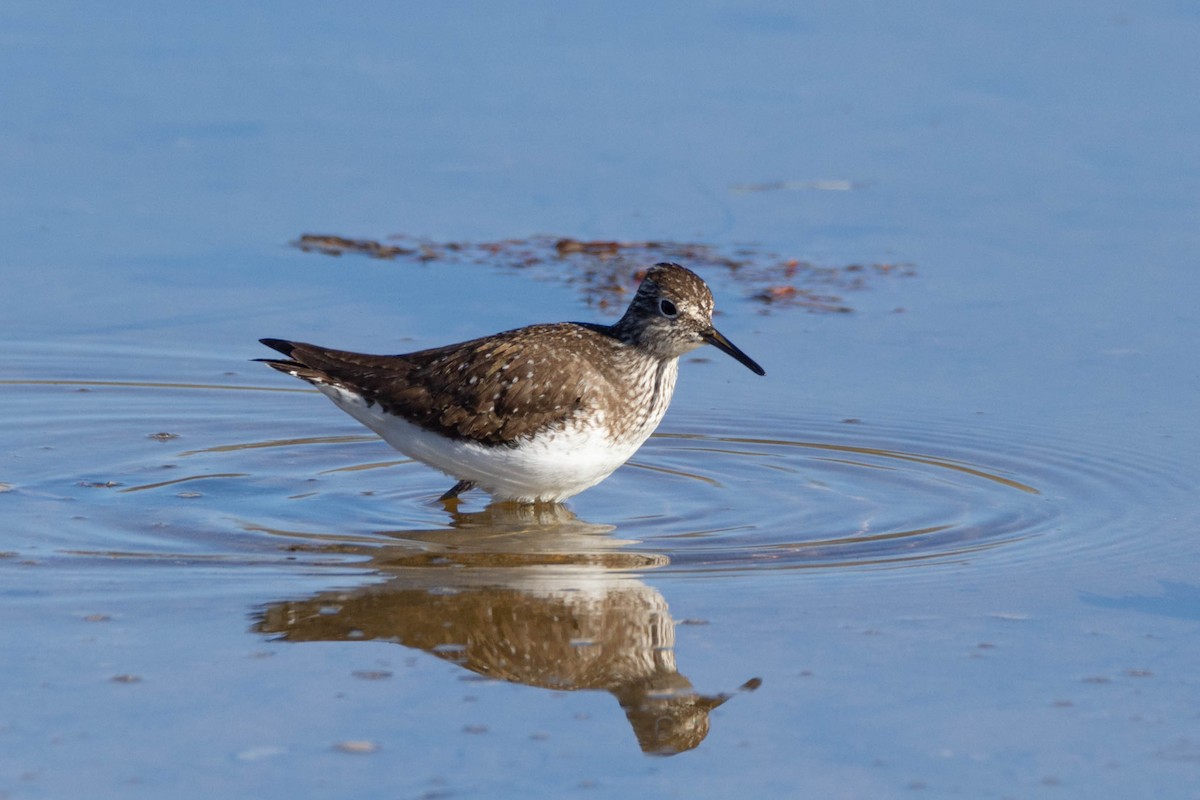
[316,382,671,502]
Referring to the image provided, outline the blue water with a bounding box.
[2,3,1199,798]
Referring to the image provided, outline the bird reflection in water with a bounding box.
[253,503,759,755]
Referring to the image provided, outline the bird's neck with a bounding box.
[607,356,679,447]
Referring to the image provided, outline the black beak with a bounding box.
[703,328,765,376]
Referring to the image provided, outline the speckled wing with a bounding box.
[259,324,613,446]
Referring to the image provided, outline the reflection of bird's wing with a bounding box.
[258,324,617,445]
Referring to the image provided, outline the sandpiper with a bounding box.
[258,262,764,503]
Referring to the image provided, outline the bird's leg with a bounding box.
[439,480,476,502]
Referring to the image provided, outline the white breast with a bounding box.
[314,358,679,503]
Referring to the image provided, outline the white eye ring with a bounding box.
[658,298,678,317]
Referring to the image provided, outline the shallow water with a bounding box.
[9,363,1186,579]
[4,3,1200,798]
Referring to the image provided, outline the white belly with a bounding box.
[314,383,666,502]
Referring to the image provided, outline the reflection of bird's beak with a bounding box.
[697,692,732,711]
[702,676,764,710]
[703,328,766,376]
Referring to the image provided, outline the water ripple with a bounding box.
[0,377,1191,580]
[611,410,1192,575]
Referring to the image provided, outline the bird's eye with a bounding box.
[658,298,678,317]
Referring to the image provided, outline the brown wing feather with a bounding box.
[259,325,616,446]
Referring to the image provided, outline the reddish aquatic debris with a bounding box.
[295,234,416,259]
[291,232,916,315]
[753,285,853,313]
[555,237,628,255]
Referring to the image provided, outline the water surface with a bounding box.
[2,3,1199,798]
